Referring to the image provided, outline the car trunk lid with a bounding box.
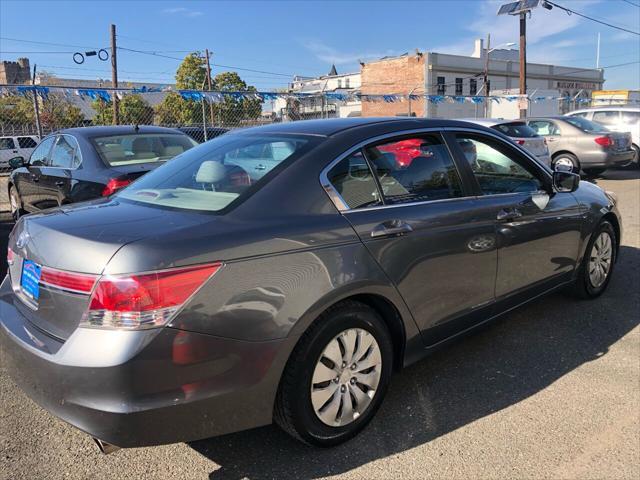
[8,197,214,340]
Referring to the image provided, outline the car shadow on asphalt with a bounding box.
[189,245,640,480]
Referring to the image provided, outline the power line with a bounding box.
[621,0,640,7]
[0,36,103,49]
[546,1,640,36]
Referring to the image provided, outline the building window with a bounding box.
[455,78,463,96]
[337,79,342,89]
[470,79,478,95]
[437,76,446,95]
[345,78,350,88]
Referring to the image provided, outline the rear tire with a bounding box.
[569,220,616,299]
[627,144,640,169]
[552,153,580,174]
[274,300,393,447]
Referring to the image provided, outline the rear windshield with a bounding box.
[93,133,198,166]
[117,133,320,212]
[491,122,538,138]
[564,116,609,133]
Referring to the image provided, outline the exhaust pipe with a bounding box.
[93,437,121,455]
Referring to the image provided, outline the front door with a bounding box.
[17,135,56,211]
[448,131,583,309]
[324,132,498,345]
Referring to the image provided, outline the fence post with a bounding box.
[31,64,43,139]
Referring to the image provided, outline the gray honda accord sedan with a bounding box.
[0,118,622,452]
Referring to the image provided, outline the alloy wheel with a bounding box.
[554,157,575,172]
[310,328,382,427]
[588,231,613,288]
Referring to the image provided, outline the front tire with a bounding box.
[274,300,393,447]
[569,220,616,299]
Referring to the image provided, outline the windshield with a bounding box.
[93,133,198,166]
[492,122,538,138]
[117,133,319,212]
[564,116,609,133]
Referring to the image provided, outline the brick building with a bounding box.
[0,58,31,84]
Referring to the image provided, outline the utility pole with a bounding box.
[31,64,42,139]
[484,33,491,118]
[204,49,215,124]
[519,13,527,119]
[110,24,119,125]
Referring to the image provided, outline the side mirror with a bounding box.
[553,170,580,193]
[8,156,26,169]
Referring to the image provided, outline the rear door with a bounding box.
[528,119,563,156]
[38,134,81,209]
[323,131,498,345]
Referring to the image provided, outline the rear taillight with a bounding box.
[80,263,222,330]
[7,247,14,266]
[594,136,613,147]
[40,267,98,294]
[516,139,526,145]
[102,177,133,197]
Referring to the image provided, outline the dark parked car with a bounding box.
[527,116,634,175]
[1,118,621,452]
[7,125,198,220]
[178,126,228,143]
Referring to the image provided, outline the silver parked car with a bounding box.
[566,106,639,168]
[461,118,551,167]
[527,116,634,176]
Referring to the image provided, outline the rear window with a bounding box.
[117,133,320,212]
[564,116,609,133]
[491,122,538,138]
[93,133,198,166]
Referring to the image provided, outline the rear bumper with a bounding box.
[0,276,290,448]
[580,149,635,168]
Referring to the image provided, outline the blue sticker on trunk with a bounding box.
[21,260,41,301]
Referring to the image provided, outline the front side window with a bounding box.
[621,111,640,124]
[49,135,81,168]
[118,134,319,212]
[29,136,55,165]
[366,135,463,204]
[0,138,15,150]
[17,137,37,148]
[93,133,198,166]
[528,120,561,136]
[592,110,620,125]
[455,134,543,195]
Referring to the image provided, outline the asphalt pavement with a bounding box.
[1,170,638,480]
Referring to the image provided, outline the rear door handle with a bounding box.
[370,220,413,238]
[496,208,523,222]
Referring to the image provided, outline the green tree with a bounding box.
[38,93,84,130]
[211,71,262,127]
[0,95,34,129]
[175,52,208,90]
[92,94,154,125]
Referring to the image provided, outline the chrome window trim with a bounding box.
[319,126,552,213]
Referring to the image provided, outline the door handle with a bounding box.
[496,208,522,222]
[370,220,413,238]
[255,164,266,171]
[55,181,64,187]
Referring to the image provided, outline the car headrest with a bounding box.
[195,161,227,183]
[100,143,125,161]
[162,146,184,157]
[132,137,152,154]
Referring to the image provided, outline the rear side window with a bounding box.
[327,151,381,209]
[50,135,81,168]
[0,138,15,150]
[592,111,620,125]
[492,122,538,138]
[365,135,463,204]
[564,116,608,133]
[118,134,319,212]
[93,133,198,166]
[17,137,37,148]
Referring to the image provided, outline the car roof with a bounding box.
[226,117,496,137]
[457,118,523,127]
[568,106,640,113]
[55,125,187,138]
